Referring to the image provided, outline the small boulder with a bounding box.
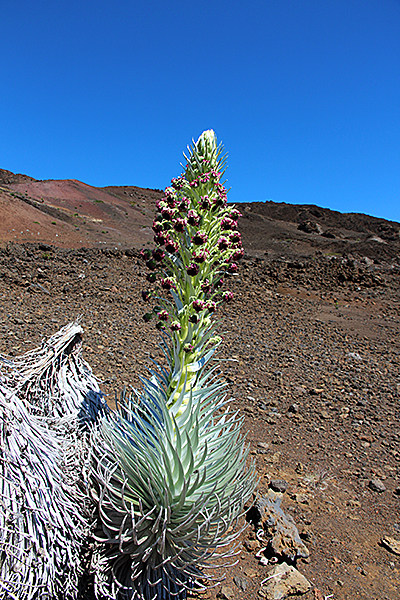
[259,563,311,599]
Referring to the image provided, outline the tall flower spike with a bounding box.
[91,131,256,600]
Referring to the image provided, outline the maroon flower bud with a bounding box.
[164,187,177,201]
[228,263,238,273]
[170,320,181,331]
[212,196,225,209]
[142,290,151,301]
[214,278,223,289]
[184,343,194,353]
[206,300,217,313]
[192,231,208,245]
[171,177,184,190]
[173,217,187,232]
[222,291,233,302]
[231,247,244,260]
[217,236,230,251]
[147,273,157,283]
[161,207,176,220]
[143,312,153,322]
[155,199,167,211]
[187,209,200,226]
[152,221,164,233]
[221,217,235,231]
[178,197,190,212]
[229,231,241,244]
[158,310,169,321]
[201,279,211,293]
[161,277,175,290]
[193,249,208,263]
[156,322,165,331]
[152,248,165,262]
[189,314,199,323]
[200,195,211,210]
[229,208,242,221]
[192,299,206,312]
[186,263,200,276]
[165,238,178,253]
[154,233,167,246]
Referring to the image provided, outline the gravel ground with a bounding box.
[1,242,399,600]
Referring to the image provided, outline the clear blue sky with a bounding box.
[1,0,399,222]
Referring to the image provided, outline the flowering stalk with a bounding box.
[141,130,244,408]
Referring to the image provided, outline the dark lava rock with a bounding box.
[269,479,289,493]
[368,479,386,493]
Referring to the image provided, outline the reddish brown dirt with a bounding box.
[1,169,400,600]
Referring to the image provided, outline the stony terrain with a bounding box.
[0,169,400,599]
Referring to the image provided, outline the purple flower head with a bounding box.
[192,299,206,312]
[217,236,230,251]
[186,262,200,277]
[152,221,164,233]
[228,263,238,274]
[178,197,190,212]
[170,320,181,331]
[221,217,235,231]
[173,217,187,233]
[189,179,199,188]
[154,232,167,246]
[229,231,241,244]
[200,174,210,184]
[192,231,208,246]
[212,196,225,209]
[171,177,186,190]
[158,310,169,322]
[231,247,244,261]
[161,277,175,290]
[229,208,242,221]
[193,249,208,263]
[201,279,211,293]
[222,291,234,302]
[184,343,194,353]
[152,248,165,262]
[165,238,178,253]
[162,220,172,231]
[156,199,167,211]
[200,195,211,210]
[164,186,177,201]
[161,206,176,221]
[187,209,200,226]
[206,300,217,313]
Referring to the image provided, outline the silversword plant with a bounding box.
[90,131,256,600]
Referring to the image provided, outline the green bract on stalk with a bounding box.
[90,131,256,600]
